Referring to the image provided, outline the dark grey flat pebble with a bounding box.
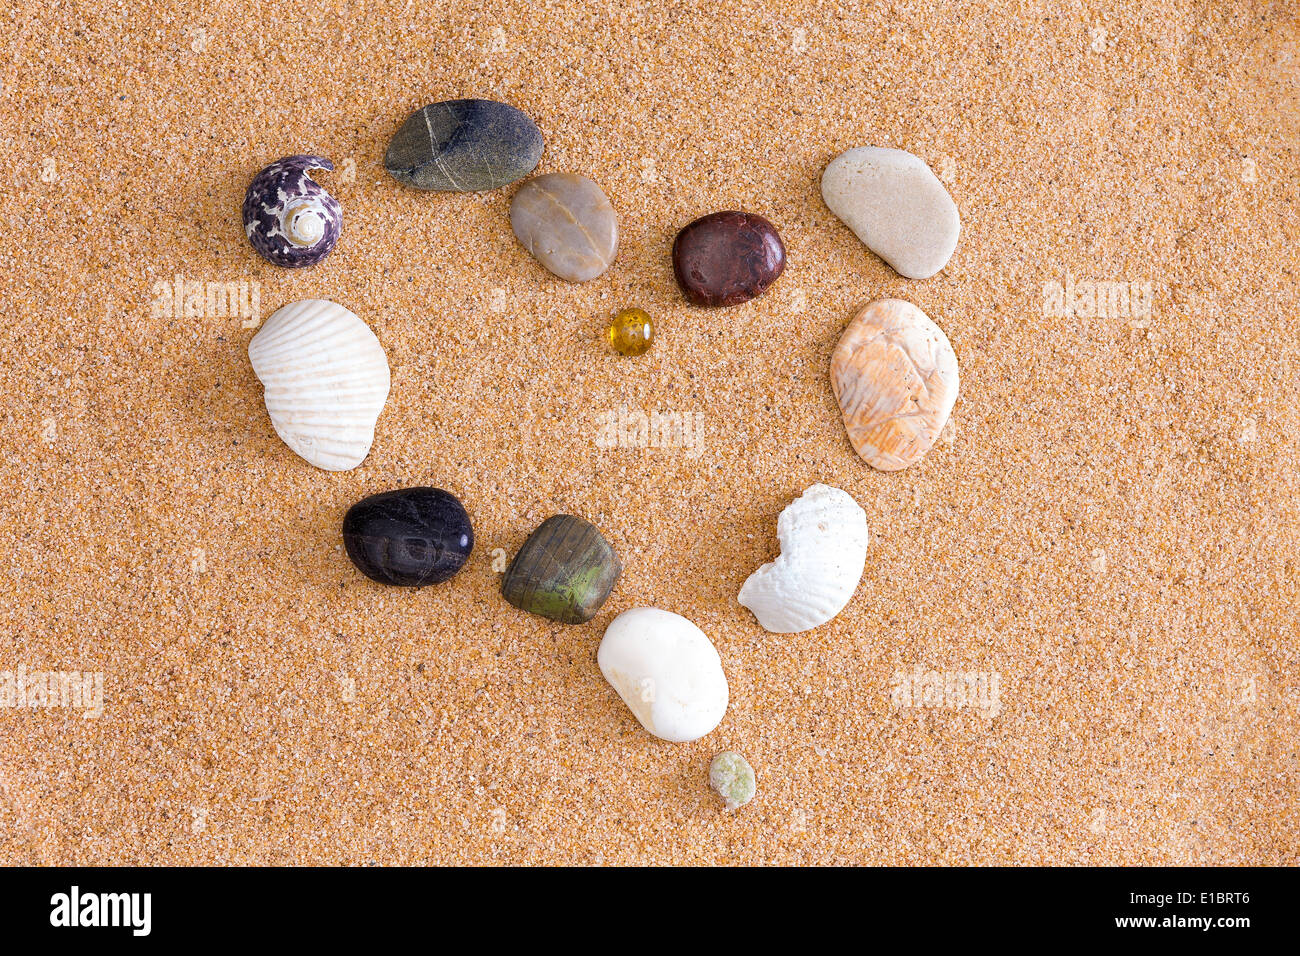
[384,99,543,192]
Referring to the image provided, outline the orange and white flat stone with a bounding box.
[830,298,958,471]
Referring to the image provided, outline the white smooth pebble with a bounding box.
[598,607,729,743]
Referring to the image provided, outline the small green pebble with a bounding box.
[709,751,756,811]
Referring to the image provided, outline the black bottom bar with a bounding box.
[0,866,1288,942]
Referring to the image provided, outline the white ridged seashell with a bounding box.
[248,299,390,471]
[737,484,869,633]
[598,607,729,743]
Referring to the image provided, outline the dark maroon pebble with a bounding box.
[671,211,786,307]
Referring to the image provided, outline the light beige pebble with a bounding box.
[510,172,618,282]
[821,146,960,279]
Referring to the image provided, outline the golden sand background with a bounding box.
[0,0,1296,865]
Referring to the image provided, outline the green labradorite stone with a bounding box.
[501,515,621,624]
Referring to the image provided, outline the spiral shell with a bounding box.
[737,484,869,634]
[248,299,390,471]
[243,155,342,267]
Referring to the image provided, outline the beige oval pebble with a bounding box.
[510,172,618,282]
[830,299,958,471]
[821,146,960,280]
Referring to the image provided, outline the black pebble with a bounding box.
[342,487,474,587]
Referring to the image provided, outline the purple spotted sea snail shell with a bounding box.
[242,155,342,268]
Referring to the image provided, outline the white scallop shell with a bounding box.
[737,484,869,633]
[598,607,729,743]
[248,299,391,471]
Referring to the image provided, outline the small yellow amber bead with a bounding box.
[606,307,654,356]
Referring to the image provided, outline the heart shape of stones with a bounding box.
[245,107,978,772]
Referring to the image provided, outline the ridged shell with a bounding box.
[737,484,869,634]
[248,299,390,471]
[830,299,958,471]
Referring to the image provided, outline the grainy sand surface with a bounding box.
[0,0,1296,865]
